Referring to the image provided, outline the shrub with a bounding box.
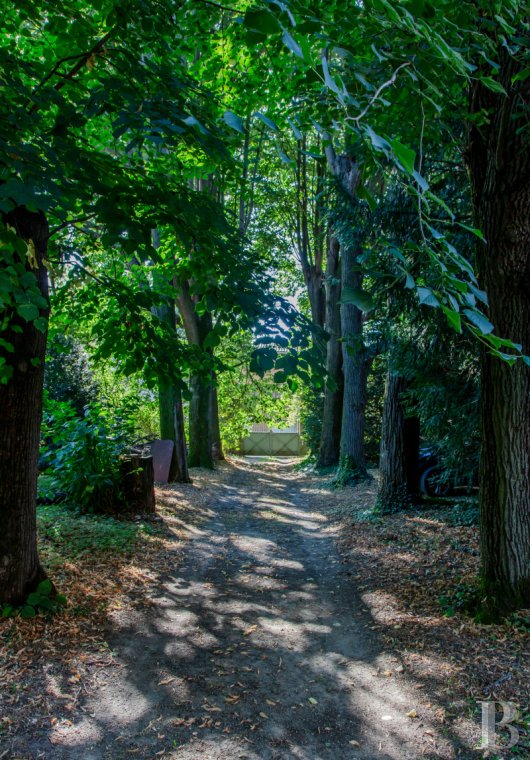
[41,399,131,512]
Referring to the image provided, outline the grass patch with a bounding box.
[37,503,152,562]
[36,473,59,502]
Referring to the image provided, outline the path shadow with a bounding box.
[15,459,477,760]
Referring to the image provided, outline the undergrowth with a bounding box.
[37,503,156,561]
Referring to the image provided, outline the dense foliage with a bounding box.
[1,1,529,618]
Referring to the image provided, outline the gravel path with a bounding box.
[45,458,453,759]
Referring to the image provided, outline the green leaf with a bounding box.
[37,579,53,594]
[512,68,530,84]
[442,306,462,333]
[357,183,377,211]
[17,303,39,322]
[456,223,485,241]
[254,112,279,132]
[479,77,507,95]
[463,308,494,335]
[223,110,245,134]
[20,605,36,619]
[286,118,302,140]
[250,348,276,376]
[275,145,294,164]
[34,316,48,333]
[365,126,390,152]
[340,287,374,311]
[36,597,54,610]
[282,30,303,59]
[390,138,416,174]
[243,7,279,34]
[417,286,440,308]
[412,170,429,191]
[322,54,340,94]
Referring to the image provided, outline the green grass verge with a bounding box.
[37,503,149,559]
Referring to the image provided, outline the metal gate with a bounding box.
[240,431,303,456]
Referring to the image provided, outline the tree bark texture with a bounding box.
[176,282,214,469]
[339,244,369,477]
[153,287,190,483]
[324,146,369,478]
[0,207,49,604]
[119,455,156,514]
[468,48,530,609]
[188,371,213,468]
[378,372,407,511]
[317,236,343,467]
[210,380,225,460]
[296,137,325,327]
[158,378,190,483]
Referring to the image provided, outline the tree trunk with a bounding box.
[339,244,369,478]
[378,372,407,511]
[468,51,530,612]
[305,269,325,328]
[158,378,190,483]
[119,455,156,514]
[173,391,190,482]
[0,207,49,604]
[317,236,343,467]
[188,372,213,468]
[210,381,225,460]
[153,284,190,483]
[176,283,214,470]
[323,146,368,479]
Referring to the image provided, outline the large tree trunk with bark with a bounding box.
[158,378,190,483]
[338,244,370,478]
[317,236,343,467]
[324,146,369,479]
[378,372,407,511]
[176,282,214,469]
[305,269,325,328]
[378,372,421,511]
[0,207,49,604]
[188,371,213,468]
[468,50,530,612]
[210,381,224,461]
[296,137,326,328]
[153,287,190,483]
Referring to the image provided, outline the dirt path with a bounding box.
[43,459,456,759]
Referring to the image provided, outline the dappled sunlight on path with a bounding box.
[44,459,460,759]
